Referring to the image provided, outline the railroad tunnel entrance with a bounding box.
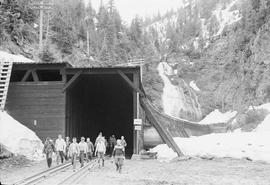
[66,74,134,156]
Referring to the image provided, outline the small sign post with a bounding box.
[134,118,142,154]
[134,119,142,125]
[134,125,141,130]
[134,119,142,130]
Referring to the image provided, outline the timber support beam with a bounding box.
[21,70,32,82]
[117,70,144,96]
[31,70,39,82]
[62,70,82,92]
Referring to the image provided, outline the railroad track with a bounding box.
[11,162,72,185]
[10,156,107,185]
[57,156,111,185]
[57,159,99,185]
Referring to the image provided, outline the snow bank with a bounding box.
[0,111,44,160]
[254,114,270,133]
[250,103,270,112]
[189,81,200,91]
[213,0,242,36]
[151,132,270,162]
[199,109,237,125]
[152,103,270,162]
[0,51,35,63]
[151,144,177,162]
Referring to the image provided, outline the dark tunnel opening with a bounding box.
[66,74,134,156]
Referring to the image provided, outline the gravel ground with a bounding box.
[0,158,54,184]
[81,158,270,185]
[1,157,270,185]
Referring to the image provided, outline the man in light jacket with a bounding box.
[55,134,66,165]
[68,137,79,171]
[95,137,106,168]
[95,132,103,146]
[78,137,88,167]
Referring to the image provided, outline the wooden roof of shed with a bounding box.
[1,51,141,69]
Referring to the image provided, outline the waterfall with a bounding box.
[157,62,202,121]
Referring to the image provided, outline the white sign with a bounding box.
[134,119,142,125]
[134,125,141,130]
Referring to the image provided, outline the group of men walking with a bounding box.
[43,132,127,173]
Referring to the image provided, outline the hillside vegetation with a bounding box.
[0,0,269,118]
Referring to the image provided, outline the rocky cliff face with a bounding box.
[142,0,270,120]
[1,0,269,121]
[157,62,202,120]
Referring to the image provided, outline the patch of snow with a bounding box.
[0,51,35,63]
[152,132,270,162]
[183,0,190,8]
[181,44,189,50]
[89,56,95,60]
[33,23,38,28]
[213,0,242,36]
[199,109,237,125]
[233,128,242,133]
[151,144,177,162]
[204,40,210,48]
[254,114,270,133]
[153,102,270,162]
[251,103,270,132]
[193,37,199,50]
[231,117,238,126]
[189,81,200,92]
[249,103,270,112]
[200,18,210,39]
[0,111,44,160]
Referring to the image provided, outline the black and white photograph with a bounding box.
[0,0,270,184]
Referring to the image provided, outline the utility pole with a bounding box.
[32,0,53,52]
[84,15,90,57]
[86,29,90,56]
[85,14,94,57]
[45,10,50,45]
[39,0,43,52]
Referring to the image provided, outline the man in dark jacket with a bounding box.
[86,137,94,162]
[109,135,117,156]
[43,137,55,168]
[65,136,71,160]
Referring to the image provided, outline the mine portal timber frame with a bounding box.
[8,63,143,155]
[62,67,143,154]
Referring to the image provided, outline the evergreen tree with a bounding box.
[130,16,143,47]
[50,0,86,54]
[85,1,96,57]
[0,0,36,45]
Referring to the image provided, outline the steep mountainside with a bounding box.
[142,0,270,120]
[0,0,269,122]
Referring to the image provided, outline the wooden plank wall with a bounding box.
[5,82,65,142]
